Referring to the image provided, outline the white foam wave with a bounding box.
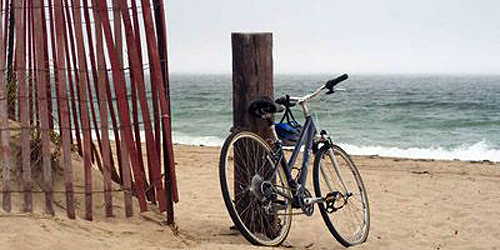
[340,140,500,162]
[172,132,224,147]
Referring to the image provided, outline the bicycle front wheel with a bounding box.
[219,131,293,246]
[313,144,370,247]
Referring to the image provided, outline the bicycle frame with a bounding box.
[274,116,317,190]
[269,90,348,204]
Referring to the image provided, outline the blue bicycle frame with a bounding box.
[272,116,317,191]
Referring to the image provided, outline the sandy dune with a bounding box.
[1,144,499,249]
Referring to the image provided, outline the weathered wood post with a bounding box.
[232,33,274,137]
[232,32,274,230]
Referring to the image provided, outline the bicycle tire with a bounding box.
[219,130,293,246]
[313,144,370,247]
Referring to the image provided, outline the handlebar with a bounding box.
[275,74,349,106]
[325,74,348,94]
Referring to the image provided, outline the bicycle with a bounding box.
[219,74,370,247]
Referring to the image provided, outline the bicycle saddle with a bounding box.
[248,96,284,119]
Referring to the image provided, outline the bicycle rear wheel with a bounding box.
[219,131,293,246]
[313,144,370,247]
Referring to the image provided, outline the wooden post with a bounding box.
[232,33,274,137]
[231,33,274,230]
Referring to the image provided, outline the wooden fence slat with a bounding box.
[0,0,10,213]
[139,0,179,203]
[33,0,54,215]
[14,0,32,213]
[53,0,75,219]
[92,5,114,218]
[153,0,177,222]
[47,0,62,137]
[104,70,125,185]
[40,3,53,130]
[27,0,34,126]
[72,0,95,221]
[118,0,167,211]
[82,0,114,217]
[117,0,153,204]
[106,0,127,187]
[63,0,82,156]
[95,0,149,212]
[91,0,132,216]
[30,4,39,125]
[81,15,104,187]
[82,0,120,185]
[129,0,155,203]
[2,0,8,55]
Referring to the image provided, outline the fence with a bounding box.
[0,0,177,223]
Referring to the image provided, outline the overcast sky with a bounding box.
[165,0,499,75]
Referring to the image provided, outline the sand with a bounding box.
[1,144,499,249]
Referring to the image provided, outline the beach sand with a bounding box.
[1,144,499,249]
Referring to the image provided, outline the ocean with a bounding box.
[169,74,500,162]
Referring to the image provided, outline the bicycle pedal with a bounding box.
[324,191,340,202]
[303,197,323,205]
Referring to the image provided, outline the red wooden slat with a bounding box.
[79,10,104,183]
[48,0,62,135]
[104,70,125,185]
[14,0,32,213]
[40,3,53,130]
[53,0,75,219]
[82,0,113,217]
[140,0,178,202]
[2,0,8,56]
[63,0,83,156]
[153,0,177,223]
[128,43,151,203]
[95,0,149,212]
[106,0,127,186]
[33,0,54,215]
[0,0,10,213]
[91,1,114,217]
[31,4,39,125]
[107,0,148,192]
[72,0,95,221]
[27,0,34,126]
[118,0,167,211]
[91,0,132,216]
[128,0,153,203]
[150,0,162,159]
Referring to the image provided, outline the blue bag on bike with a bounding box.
[275,96,302,146]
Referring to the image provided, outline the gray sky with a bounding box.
[166,0,499,74]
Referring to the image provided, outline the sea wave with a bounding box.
[340,140,500,162]
[173,133,499,162]
[172,132,224,147]
[75,130,499,162]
